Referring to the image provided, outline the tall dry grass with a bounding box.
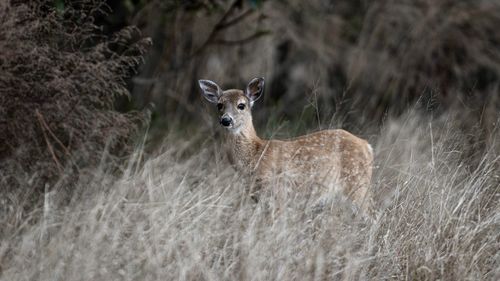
[0,110,498,280]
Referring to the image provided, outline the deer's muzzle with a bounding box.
[220,115,233,127]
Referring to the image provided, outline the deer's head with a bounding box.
[199,78,264,134]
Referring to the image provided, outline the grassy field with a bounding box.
[2,1,500,280]
[0,110,498,280]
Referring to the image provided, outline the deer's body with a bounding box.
[199,79,373,212]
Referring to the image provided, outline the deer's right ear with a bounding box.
[198,79,221,104]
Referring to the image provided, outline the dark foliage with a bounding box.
[0,0,151,194]
[113,0,499,138]
[348,0,500,116]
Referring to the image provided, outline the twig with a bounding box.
[190,0,253,57]
[36,110,72,157]
[36,110,63,175]
[215,8,254,30]
[213,30,270,46]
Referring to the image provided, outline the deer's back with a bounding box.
[255,129,373,204]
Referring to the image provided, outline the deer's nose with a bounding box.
[220,116,232,127]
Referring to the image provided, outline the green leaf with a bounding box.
[249,0,264,9]
[54,0,64,14]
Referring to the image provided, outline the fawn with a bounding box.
[199,78,374,213]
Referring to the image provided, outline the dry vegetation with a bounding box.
[0,0,150,225]
[0,111,498,280]
[0,0,499,280]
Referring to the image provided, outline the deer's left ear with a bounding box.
[245,77,264,106]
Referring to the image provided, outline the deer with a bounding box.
[199,77,374,214]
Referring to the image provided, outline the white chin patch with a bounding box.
[226,125,241,134]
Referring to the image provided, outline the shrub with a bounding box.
[0,0,150,196]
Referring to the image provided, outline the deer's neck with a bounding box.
[225,120,264,170]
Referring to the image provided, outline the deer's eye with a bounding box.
[237,103,245,110]
[217,103,223,110]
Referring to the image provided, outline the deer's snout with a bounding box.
[220,115,233,127]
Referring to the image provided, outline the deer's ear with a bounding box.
[199,79,221,103]
[245,77,264,106]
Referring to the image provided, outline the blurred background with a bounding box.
[96,0,499,139]
[2,0,499,193]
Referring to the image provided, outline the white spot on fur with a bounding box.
[367,143,373,156]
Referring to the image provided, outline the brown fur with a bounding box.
[215,89,373,212]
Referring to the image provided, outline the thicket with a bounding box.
[0,0,150,210]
